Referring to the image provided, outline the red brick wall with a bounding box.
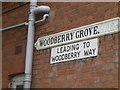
[2,2,119,88]
[2,2,29,88]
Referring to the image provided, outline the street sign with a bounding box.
[35,17,119,50]
[50,38,98,64]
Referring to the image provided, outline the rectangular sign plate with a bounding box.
[50,38,98,64]
[35,17,119,50]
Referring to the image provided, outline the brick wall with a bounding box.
[2,2,29,88]
[2,2,119,88]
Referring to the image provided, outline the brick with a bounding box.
[52,75,67,82]
[101,51,115,58]
[32,73,48,80]
[99,46,105,53]
[102,81,118,88]
[93,2,108,7]
[37,78,52,84]
[2,2,119,88]
[33,63,49,70]
[100,75,118,82]
[105,7,118,16]
[93,83,103,88]
[105,45,113,51]
[38,67,52,74]
[57,64,74,71]
[58,69,75,76]
[97,3,117,11]
[113,44,119,50]
[61,80,75,87]
[105,39,115,45]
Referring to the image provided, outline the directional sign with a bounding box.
[50,38,98,64]
[34,17,119,50]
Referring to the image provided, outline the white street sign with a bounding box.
[35,17,119,50]
[50,38,98,64]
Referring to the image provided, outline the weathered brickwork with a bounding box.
[2,2,120,88]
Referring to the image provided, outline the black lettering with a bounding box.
[43,39,47,46]
[61,34,65,42]
[84,29,89,36]
[92,48,96,54]
[93,26,99,34]
[71,44,75,51]
[58,35,61,43]
[55,56,59,61]
[58,55,62,60]
[65,54,68,59]
[54,37,57,44]
[89,49,92,55]
[80,30,84,38]
[61,54,65,60]
[71,52,74,58]
[77,51,81,57]
[83,41,90,48]
[66,33,70,41]
[67,53,71,59]
[57,48,60,53]
[86,41,90,47]
[51,37,54,45]
[47,38,51,45]
[60,47,63,53]
[74,52,77,57]
[88,27,93,35]
[83,42,86,48]
[84,50,89,56]
[84,48,96,56]
[40,41,43,46]
[51,57,56,62]
[76,31,80,38]
[67,46,70,52]
[63,46,66,53]
[76,44,79,50]
[70,32,74,40]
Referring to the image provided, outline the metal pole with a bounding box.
[24,0,50,88]
[0,22,27,31]
[24,0,37,89]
